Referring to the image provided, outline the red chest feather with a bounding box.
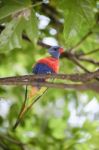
[38,57,59,73]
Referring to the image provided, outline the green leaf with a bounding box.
[64,11,77,41]
[49,118,66,139]
[24,10,38,43]
[0,0,31,20]
[0,9,38,52]
[56,0,95,44]
[0,18,23,52]
[92,24,99,33]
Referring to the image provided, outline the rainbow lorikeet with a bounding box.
[13,46,64,129]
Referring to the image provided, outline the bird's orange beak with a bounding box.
[59,47,64,54]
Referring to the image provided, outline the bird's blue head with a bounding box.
[48,46,64,58]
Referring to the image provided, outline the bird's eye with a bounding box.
[54,48,57,51]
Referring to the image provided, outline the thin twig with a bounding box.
[68,57,99,81]
[13,86,28,130]
[69,57,90,72]
[0,142,8,150]
[69,31,92,52]
[78,57,99,65]
[0,134,25,146]
[78,48,99,56]
[13,87,48,129]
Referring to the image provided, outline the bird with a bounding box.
[13,46,64,129]
[29,46,64,97]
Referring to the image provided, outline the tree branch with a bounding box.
[0,71,99,92]
[0,70,99,82]
[60,51,91,73]
[0,78,99,92]
[41,3,62,27]
[37,40,51,48]
[60,50,99,74]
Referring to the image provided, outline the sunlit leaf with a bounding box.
[0,9,38,52]
[0,0,31,20]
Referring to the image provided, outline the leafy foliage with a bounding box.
[0,9,38,52]
[0,0,99,150]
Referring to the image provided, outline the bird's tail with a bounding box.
[29,87,39,98]
[13,86,47,130]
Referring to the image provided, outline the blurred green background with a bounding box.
[0,0,99,150]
